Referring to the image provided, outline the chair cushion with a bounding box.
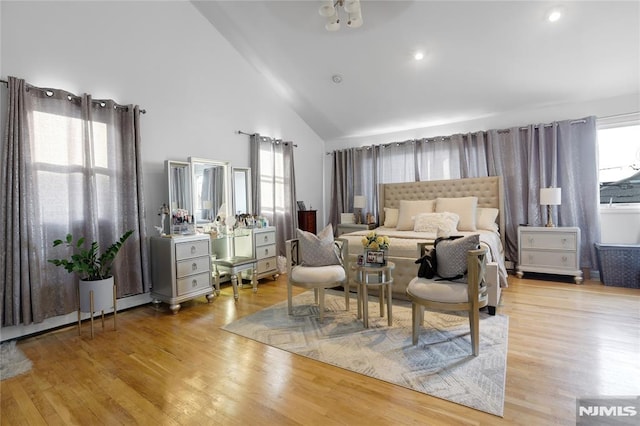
[436,234,480,278]
[407,277,469,303]
[291,265,346,283]
[297,224,340,266]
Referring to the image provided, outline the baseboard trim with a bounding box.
[0,292,152,342]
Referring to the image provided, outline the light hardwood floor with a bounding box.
[1,274,639,425]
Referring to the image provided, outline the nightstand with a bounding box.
[516,226,583,284]
[336,223,376,236]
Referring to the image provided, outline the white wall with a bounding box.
[0,0,326,236]
[0,0,325,339]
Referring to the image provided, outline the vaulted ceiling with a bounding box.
[193,1,640,141]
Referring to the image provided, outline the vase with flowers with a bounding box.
[361,231,390,266]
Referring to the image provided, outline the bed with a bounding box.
[339,176,508,314]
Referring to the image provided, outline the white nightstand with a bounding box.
[336,223,376,236]
[516,226,583,284]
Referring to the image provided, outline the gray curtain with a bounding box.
[0,76,149,327]
[329,146,379,230]
[250,134,297,256]
[329,116,600,270]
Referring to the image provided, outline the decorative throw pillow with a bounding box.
[297,224,340,266]
[435,234,480,279]
[476,207,499,232]
[413,212,460,234]
[396,199,436,230]
[383,208,399,228]
[435,197,478,231]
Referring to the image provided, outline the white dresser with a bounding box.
[517,226,583,284]
[236,226,279,281]
[150,234,214,313]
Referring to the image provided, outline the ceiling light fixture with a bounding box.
[414,52,424,61]
[547,8,562,22]
[319,0,363,31]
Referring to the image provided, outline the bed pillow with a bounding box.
[383,208,399,228]
[435,234,480,279]
[297,224,340,266]
[476,207,499,232]
[396,199,436,230]
[435,197,478,231]
[413,212,460,234]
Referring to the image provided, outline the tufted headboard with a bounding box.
[378,176,505,248]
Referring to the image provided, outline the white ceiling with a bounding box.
[193,1,640,141]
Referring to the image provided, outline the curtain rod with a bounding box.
[1,78,146,114]
[237,130,298,147]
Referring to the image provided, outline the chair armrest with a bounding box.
[334,238,349,266]
[285,239,300,275]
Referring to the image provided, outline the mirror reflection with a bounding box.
[190,158,229,225]
[232,167,252,216]
[166,160,193,235]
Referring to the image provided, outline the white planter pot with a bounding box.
[79,277,115,313]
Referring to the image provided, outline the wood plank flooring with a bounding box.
[1,274,639,425]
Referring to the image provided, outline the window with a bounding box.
[597,122,640,205]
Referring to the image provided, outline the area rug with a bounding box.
[0,340,33,381]
[222,290,508,417]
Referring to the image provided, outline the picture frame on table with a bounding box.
[365,249,386,266]
[297,201,307,211]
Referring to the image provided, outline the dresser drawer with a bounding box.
[176,255,211,278]
[257,258,277,274]
[255,231,276,247]
[520,231,577,250]
[256,244,277,260]
[175,239,210,260]
[520,249,579,269]
[176,272,211,296]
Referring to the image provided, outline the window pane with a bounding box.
[598,125,640,204]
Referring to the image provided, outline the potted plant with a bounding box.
[49,230,134,313]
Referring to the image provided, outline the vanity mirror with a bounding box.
[166,160,193,234]
[232,167,252,216]
[189,157,230,226]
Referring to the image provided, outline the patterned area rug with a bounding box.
[223,290,508,417]
[0,340,33,381]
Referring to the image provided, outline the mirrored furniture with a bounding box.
[232,167,252,216]
[189,157,230,230]
[235,226,279,281]
[150,234,214,314]
[166,160,193,235]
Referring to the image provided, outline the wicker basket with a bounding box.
[594,243,640,288]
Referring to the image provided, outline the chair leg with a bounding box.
[287,281,293,315]
[412,303,420,345]
[231,274,239,301]
[469,308,480,356]
[318,288,325,321]
[344,280,349,311]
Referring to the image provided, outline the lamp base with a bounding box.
[545,205,556,227]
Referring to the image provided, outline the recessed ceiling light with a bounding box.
[547,9,562,22]
[414,52,424,61]
[331,74,343,84]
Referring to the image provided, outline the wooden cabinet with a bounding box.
[516,226,583,283]
[150,234,214,313]
[298,210,317,233]
[235,226,279,281]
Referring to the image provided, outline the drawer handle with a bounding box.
[192,262,197,271]
[192,279,198,288]
[264,248,269,255]
[562,256,568,263]
[190,245,196,254]
[263,236,268,242]
[528,237,534,245]
[265,262,270,268]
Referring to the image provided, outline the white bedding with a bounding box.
[340,226,509,288]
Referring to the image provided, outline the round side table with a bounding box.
[351,261,395,328]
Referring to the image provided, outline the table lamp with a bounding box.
[540,187,561,227]
[353,195,366,224]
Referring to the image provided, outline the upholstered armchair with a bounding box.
[407,243,488,356]
[285,230,349,321]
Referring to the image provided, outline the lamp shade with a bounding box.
[353,195,366,209]
[540,187,561,205]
